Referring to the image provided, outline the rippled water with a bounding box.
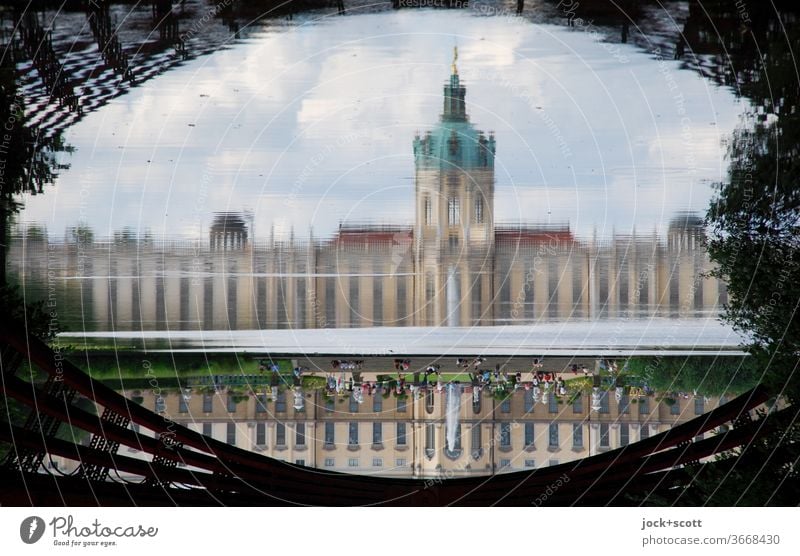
[9,4,749,339]
[5,1,767,483]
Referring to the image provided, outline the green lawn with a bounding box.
[67,352,292,388]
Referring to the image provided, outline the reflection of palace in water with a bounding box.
[44,387,723,479]
[9,57,725,332]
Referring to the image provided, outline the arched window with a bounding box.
[425,390,435,414]
[425,424,435,459]
[444,424,462,460]
[472,389,482,414]
[471,425,483,459]
[424,196,432,225]
[447,197,460,226]
[474,196,484,224]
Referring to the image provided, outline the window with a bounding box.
[372,458,383,467]
[179,395,188,413]
[619,395,630,414]
[276,423,286,446]
[256,423,266,445]
[524,391,534,412]
[295,459,305,466]
[226,423,236,446]
[348,458,359,467]
[549,394,559,414]
[448,234,460,251]
[325,422,335,445]
[572,394,583,413]
[549,459,559,466]
[638,396,649,414]
[572,423,583,448]
[501,398,511,413]
[348,422,359,446]
[373,282,383,326]
[325,398,334,412]
[203,393,213,413]
[296,423,306,446]
[396,458,407,467]
[475,197,484,224]
[349,394,359,413]
[448,134,459,156]
[600,423,610,447]
[694,397,704,415]
[373,393,382,413]
[620,423,630,446]
[424,197,432,225]
[500,423,511,448]
[372,422,382,445]
[670,400,681,415]
[324,458,335,467]
[275,392,286,413]
[256,394,267,413]
[425,390,435,414]
[600,391,610,414]
[524,423,534,447]
[349,278,359,322]
[447,197,460,226]
[396,422,407,446]
[500,459,511,469]
[548,423,559,447]
[445,424,462,457]
[227,394,237,413]
[155,396,166,413]
[202,423,212,438]
[397,398,407,413]
[425,424,435,458]
[524,459,536,468]
[471,425,482,458]
[641,425,650,440]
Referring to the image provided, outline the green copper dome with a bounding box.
[413,63,495,171]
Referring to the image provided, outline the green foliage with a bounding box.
[623,356,760,397]
[0,393,31,460]
[705,18,800,404]
[564,377,593,392]
[301,376,327,390]
[492,389,509,401]
[0,284,54,340]
[75,353,290,380]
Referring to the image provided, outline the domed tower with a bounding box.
[413,48,496,326]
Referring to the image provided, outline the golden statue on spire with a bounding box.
[451,46,458,75]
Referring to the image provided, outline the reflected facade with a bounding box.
[46,386,723,479]
[8,60,725,332]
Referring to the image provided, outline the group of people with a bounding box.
[599,359,621,374]
[287,356,601,405]
[393,359,412,371]
[330,359,363,370]
[470,366,519,386]
[569,363,591,376]
[326,374,361,395]
[531,372,568,396]
[456,356,486,370]
[257,361,281,373]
